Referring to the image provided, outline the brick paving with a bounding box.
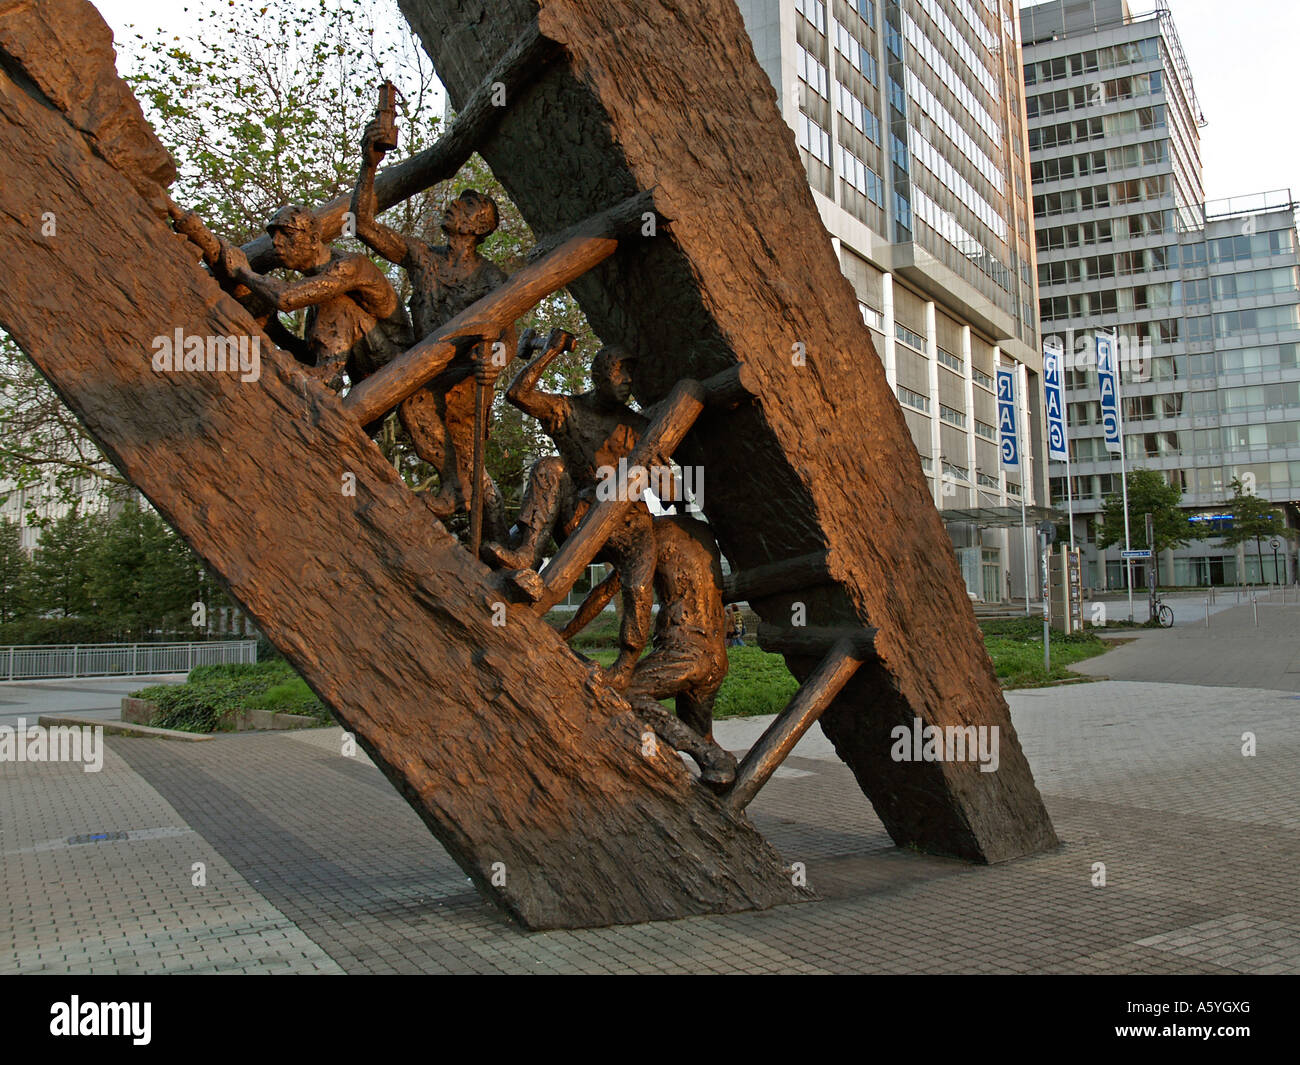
[2,670,1297,973]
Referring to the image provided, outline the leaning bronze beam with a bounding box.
[725,638,867,812]
[722,551,831,603]
[241,22,560,270]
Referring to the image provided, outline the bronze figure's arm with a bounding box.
[505,327,575,428]
[227,248,357,314]
[350,119,412,267]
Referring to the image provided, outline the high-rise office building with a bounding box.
[736,0,1047,604]
[1022,0,1300,588]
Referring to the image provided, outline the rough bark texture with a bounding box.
[0,0,808,930]
[397,0,1058,862]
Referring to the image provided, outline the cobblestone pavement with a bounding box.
[3,671,1295,974]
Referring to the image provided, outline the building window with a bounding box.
[895,322,926,352]
[898,385,930,412]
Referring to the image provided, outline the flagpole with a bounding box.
[1108,330,1134,621]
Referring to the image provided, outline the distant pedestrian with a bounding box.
[726,604,746,647]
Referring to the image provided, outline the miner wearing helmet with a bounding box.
[221,203,411,393]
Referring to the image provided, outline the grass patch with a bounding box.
[978,617,1110,688]
[133,660,329,733]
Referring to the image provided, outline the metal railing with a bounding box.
[1,640,256,681]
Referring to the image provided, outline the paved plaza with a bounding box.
[2,602,1298,974]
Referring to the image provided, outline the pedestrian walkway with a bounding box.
[2,669,1295,973]
[0,675,185,725]
[1076,593,1300,690]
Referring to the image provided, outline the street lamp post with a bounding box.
[1271,538,1281,586]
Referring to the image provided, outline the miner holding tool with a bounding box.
[485,330,657,688]
[351,80,512,542]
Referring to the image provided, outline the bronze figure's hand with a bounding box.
[361,118,389,169]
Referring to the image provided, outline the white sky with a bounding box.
[95,0,1298,204]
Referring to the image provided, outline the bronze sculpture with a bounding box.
[222,206,411,392]
[486,334,656,687]
[565,514,735,786]
[0,0,1059,932]
[353,120,510,536]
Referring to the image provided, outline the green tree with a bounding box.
[1219,477,1295,584]
[1096,468,1199,577]
[0,517,32,624]
[1,0,595,527]
[90,508,205,639]
[27,508,105,619]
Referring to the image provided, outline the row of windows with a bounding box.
[898,385,930,412]
[1028,106,1166,151]
[797,112,832,166]
[836,84,881,144]
[1031,150,1107,185]
[940,403,967,428]
[839,145,884,205]
[1210,306,1300,340]
[903,12,1001,148]
[975,419,997,441]
[937,346,963,372]
[1038,247,1178,286]
[1033,175,1168,218]
[1059,344,1294,389]
[832,19,878,86]
[1033,182,1117,218]
[972,367,995,390]
[1039,271,1286,322]
[1026,71,1162,119]
[904,68,1003,193]
[795,0,826,35]
[910,126,1006,241]
[1201,230,1297,265]
[1022,38,1159,87]
[911,185,1014,294]
[1030,140,1166,189]
[1052,464,1300,502]
[1069,422,1300,460]
[1195,267,1299,304]
[797,44,829,100]
[1217,342,1300,374]
[896,322,926,351]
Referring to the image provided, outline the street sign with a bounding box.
[1120,549,1152,559]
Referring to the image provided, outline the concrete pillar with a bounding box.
[961,324,977,508]
[925,300,942,507]
[881,272,897,390]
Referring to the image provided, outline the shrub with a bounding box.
[136,659,326,732]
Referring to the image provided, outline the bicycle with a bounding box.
[1152,595,1174,628]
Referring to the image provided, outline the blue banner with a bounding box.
[1043,341,1068,461]
[1096,333,1122,454]
[997,367,1019,469]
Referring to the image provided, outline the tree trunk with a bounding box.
[0,0,806,931]
[396,0,1058,862]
